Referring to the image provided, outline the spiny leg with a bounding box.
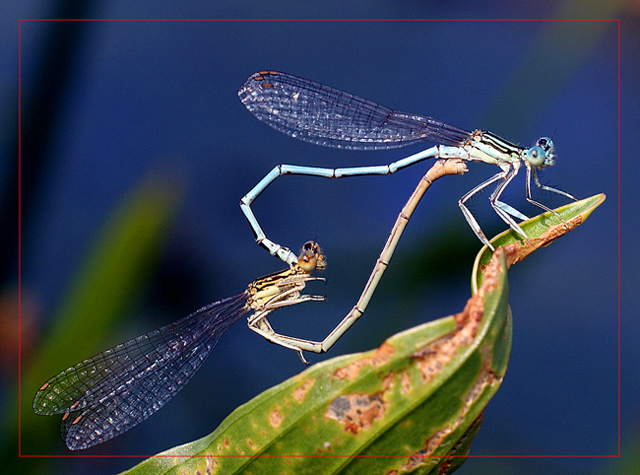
[531,166,577,201]
[459,169,509,250]
[526,166,577,229]
[488,162,531,242]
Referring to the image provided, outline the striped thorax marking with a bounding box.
[466,130,523,165]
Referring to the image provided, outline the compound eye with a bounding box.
[297,241,325,272]
[297,251,317,273]
[536,137,554,154]
[525,146,546,167]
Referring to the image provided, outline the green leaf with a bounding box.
[471,193,606,293]
[121,249,512,475]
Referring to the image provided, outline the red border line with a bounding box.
[18,17,23,458]
[617,17,622,459]
[18,18,620,22]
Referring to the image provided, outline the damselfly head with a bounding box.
[524,137,555,168]
[298,241,326,273]
[537,137,555,167]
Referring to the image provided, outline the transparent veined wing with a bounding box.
[33,294,248,450]
[238,70,471,150]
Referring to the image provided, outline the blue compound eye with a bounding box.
[536,137,554,154]
[525,146,546,167]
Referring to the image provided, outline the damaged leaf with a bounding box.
[472,193,606,292]
[121,250,510,475]
[120,195,605,475]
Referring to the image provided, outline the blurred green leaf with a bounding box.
[609,427,640,475]
[16,173,183,458]
[482,2,622,138]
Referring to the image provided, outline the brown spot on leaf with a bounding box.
[412,332,460,386]
[403,344,500,468]
[474,248,503,297]
[270,409,282,428]
[381,370,395,390]
[325,393,385,434]
[438,459,454,475]
[401,370,412,394]
[293,379,314,402]
[412,251,504,385]
[205,454,218,474]
[424,427,453,455]
[401,449,437,471]
[457,346,501,423]
[479,215,583,278]
[333,342,395,380]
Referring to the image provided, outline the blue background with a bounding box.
[2,2,636,475]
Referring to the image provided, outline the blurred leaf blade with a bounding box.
[482,2,622,138]
[120,250,512,475]
[19,173,183,454]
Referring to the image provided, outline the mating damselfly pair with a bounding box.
[34,70,577,450]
